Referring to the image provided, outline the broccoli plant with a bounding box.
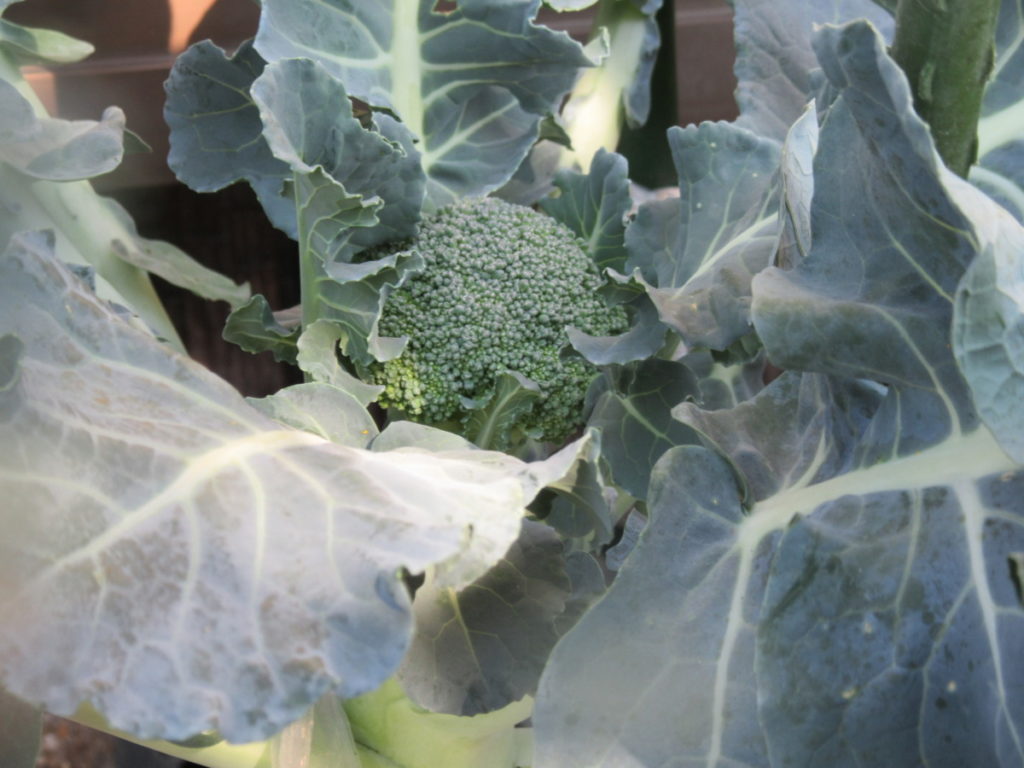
[2,0,1024,767]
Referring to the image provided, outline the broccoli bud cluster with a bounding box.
[368,197,628,445]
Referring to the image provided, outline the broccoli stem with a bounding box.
[560,0,653,171]
[67,705,269,768]
[889,0,1000,178]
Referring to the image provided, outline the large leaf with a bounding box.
[534,22,1024,767]
[247,382,379,448]
[398,520,571,716]
[540,149,632,273]
[624,122,780,350]
[254,0,592,205]
[0,77,125,181]
[164,40,296,237]
[584,358,699,499]
[250,58,425,260]
[730,0,893,141]
[0,0,92,63]
[0,231,574,744]
[953,172,1024,464]
[974,0,1024,221]
[223,294,300,364]
[102,197,250,307]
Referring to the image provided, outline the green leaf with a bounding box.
[462,371,541,452]
[247,382,379,447]
[554,550,606,633]
[535,444,771,767]
[540,149,632,272]
[250,58,425,260]
[102,197,250,307]
[0,78,125,180]
[312,251,424,367]
[0,0,92,63]
[974,0,1024,222]
[371,421,474,453]
[0,19,93,64]
[0,686,41,768]
[681,347,767,412]
[164,40,296,237]
[566,284,667,367]
[585,358,699,499]
[255,0,591,205]
[223,294,300,363]
[295,319,387,404]
[777,103,817,268]
[752,23,980,454]
[953,184,1024,463]
[530,429,615,546]
[398,520,571,716]
[535,22,1024,767]
[0,231,569,744]
[624,122,780,350]
[731,0,893,140]
[679,372,882,505]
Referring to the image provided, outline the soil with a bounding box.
[35,716,116,768]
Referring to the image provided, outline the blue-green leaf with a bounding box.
[223,294,300,363]
[103,197,250,307]
[624,122,780,349]
[398,520,571,716]
[752,22,979,455]
[535,21,1024,768]
[953,184,1024,463]
[164,40,296,237]
[0,231,568,744]
[0,20,92,64]
[294,319,387,403]
[0,0,92,64]
[731,0,893,140]
[566,292,666,366]
[312,251,425,367]
[777,103,817,268]
[255,0,591,205]
[0,78,125,180]
[462,371,542,452]
[251,58,425,260]
[540,149,632,272]
[529,430,614,546]
[585,358,699,499]
[248,382,379,447]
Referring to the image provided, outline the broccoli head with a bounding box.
[368,197,628,446]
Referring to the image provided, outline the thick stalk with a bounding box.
[69,706,269,768]
[889,0,1000,178]
[560,0,651,171]
[0,50,185,351]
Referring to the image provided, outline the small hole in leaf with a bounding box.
[433,0,457,13]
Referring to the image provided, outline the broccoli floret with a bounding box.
[368,197,628,446]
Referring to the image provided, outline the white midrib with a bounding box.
[702,426,1017,767]
[391,0,425,142]
[957,478,1024,757]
